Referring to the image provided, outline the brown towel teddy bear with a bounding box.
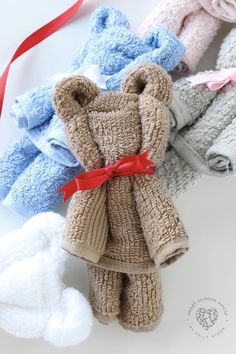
[53,63,188,331]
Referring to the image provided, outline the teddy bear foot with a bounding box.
[118,315,163,333]
[93,309,118,325]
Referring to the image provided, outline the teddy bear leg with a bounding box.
[134,175,189,268]
[87,264,122,325]
[118,271,164,332]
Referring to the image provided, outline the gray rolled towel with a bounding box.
[206,116,236,173]
[170,77,216,131]
[157,26,236,197]
[204,26,236,173]
[170,85,236,176]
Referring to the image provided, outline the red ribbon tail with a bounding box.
[58,179,78,202]
[145,166,155,174]
[140,151,153,165]
[0,65,10,115]
[0,0,84,116]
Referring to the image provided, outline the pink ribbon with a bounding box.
[187,67,236,91]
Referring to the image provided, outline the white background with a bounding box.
[0,1,236,353]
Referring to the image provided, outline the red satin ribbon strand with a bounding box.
[58,179,78,202]
[59,151,155,202]
[0,0,84,116]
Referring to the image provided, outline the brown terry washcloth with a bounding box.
[53,63,188,331]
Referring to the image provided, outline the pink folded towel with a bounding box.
[198,0,236,22]
[138,0,226,72]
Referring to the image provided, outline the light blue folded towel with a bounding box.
[26,115,78,167]
[0,136,39,200]
[2,6,185,218]
[9,6,185,167]
[106,29,185,90]
[2,153,81,219]
[11,83,54,130]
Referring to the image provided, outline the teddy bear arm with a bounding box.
[63,185,109,263]
[139,97,170,166]
[133,175,189,268]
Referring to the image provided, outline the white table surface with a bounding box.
[0,1,236,353]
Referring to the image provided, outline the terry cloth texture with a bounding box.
[53,63,188,331]
[156,26,236,197]
[53,63,189,275]
[137,0,225,72]
[197,0,236,22]
[10,5,184,167]
[0,143,81,218]
[3,6,184,217]
[88,264,163,332]
[0,212,92,347]
[11,83,54,130]
[0,135,39,200]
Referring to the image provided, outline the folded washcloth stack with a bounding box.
[157,26,236,197]
[0,135,81,218]
[0,5,185,218]
[0,212,92,346]
[138,0,236,72]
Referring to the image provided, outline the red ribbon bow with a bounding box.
[59,151,155,201]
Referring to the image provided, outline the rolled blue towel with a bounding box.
[3,153,81,219]
[9,6,185,167]
[27,115,78,167]
[106,28,185,90]
[70,5,140,73]
[71,6,185,80]
[10,84,54,130]
[0,136,39,200]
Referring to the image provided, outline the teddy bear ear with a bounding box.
[121,63,172,105]
[89,6,130,34]
[53,75,100,121]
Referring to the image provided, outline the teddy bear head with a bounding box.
[53,63,172,169]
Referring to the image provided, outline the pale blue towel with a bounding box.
[11,84,54,129]
[26,115,78,166]
[2,6,185,218]
[3,153,81,219]
[106,29,185,90]
[0,136,39,200]
[9,6,185,167]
